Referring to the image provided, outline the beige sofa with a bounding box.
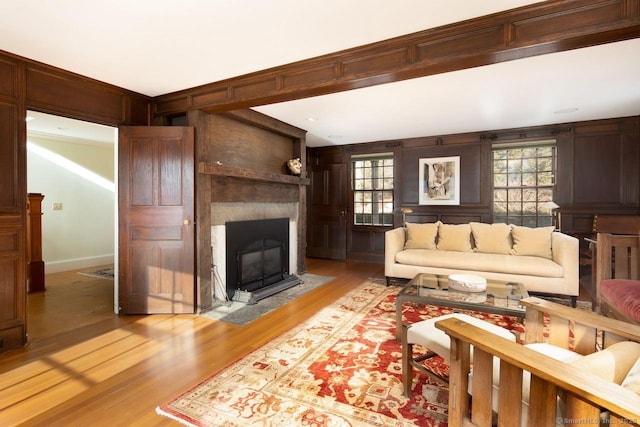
[385,221,579,302]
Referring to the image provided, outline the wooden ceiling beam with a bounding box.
[153,0,640,117]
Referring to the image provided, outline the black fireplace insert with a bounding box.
[225,218,290,299]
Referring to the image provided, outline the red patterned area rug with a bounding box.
[157,281,523,426]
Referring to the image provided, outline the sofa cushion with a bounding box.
[509,343,584,404]
[404,222,440,250]
[470,222,512,254]
[469,342,583,424]
[600,279,640,323]
[510,225,554,259]
[525,343,584,363]
[436,223,472,252]
[395,249,564,278]
[621,355,640,395]
[570,341,640,383]
[410,313,516,364]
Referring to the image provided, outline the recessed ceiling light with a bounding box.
[25,116,35,122]
[554,107,579,114]
[307,117,318,122]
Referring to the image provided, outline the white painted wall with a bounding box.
[27,135,115,273]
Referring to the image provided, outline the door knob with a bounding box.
[184,219,191,225]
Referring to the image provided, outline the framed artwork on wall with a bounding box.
[419,156,460,205]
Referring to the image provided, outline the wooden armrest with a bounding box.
[435,317,640,424]
[521,297,640,342]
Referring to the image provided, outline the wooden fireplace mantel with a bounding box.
[198,162,310,186]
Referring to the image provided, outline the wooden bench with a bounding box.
[437,296,640,426]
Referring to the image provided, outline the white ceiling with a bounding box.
[4,0,639,147]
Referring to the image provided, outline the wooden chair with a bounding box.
[595,232,640,324]
[580,215,640,298]
[436,296,640,427]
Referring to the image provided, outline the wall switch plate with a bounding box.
[53,202,63,210]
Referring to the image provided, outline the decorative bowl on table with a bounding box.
[448,274,487,293]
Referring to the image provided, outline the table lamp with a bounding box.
[541,201,560,231]
[401,207,413,226]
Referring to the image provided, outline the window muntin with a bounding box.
[353,155,393,226]
[492,143,556,227]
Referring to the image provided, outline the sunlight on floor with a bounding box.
[0,315,209,425]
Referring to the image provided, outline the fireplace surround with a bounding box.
[211,202,299,304]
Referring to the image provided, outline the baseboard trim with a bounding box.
[45,255,114,274]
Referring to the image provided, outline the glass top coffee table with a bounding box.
[396,273,528,339]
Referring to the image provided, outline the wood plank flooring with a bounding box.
[0,259,384,426]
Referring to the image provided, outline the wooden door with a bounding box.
[306,163,347,260]
[118,126,195,314]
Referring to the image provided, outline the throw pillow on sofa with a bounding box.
[404,222,440,249]
[510,225,554,259]
[569,341,640,384]
[470,222,512,254]
[621,355,640,395]
[436,223,473,252]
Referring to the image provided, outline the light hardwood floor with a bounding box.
[0,259,384,426]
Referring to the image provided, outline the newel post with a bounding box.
[27,193,45,293]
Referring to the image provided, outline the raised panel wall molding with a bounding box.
[25,66,151,126]
[0,58,17,99]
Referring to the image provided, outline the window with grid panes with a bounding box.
[352,154,394,226]
[492,142,556,227]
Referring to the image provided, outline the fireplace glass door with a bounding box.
[237,242,284,292]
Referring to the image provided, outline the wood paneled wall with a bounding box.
[0,81,26,350]
[0,50,151,352]
[565,117,640,233]
[308,116,640,261]
[397,117,640,229]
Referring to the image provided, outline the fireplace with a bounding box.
[225,217,300,304]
